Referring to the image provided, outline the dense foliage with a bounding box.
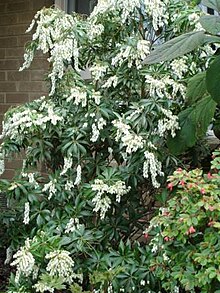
[146,150,220,293]
[0,0,219,292]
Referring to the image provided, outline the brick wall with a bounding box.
[0,0,54,179]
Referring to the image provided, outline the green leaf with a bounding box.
[201,0,220,12]
[207,55,220,103]
[200,15,220,35]
[186,72,207,105]
[167,96,216,155]
[144,31,205,64]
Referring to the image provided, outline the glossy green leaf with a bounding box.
[144,31,205,64]
[200,15,220,35]
[186,72,207,105]
[207,55,220,103]
[201,0,220,12]
[167,96,216,154]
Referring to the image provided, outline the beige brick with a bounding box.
[17,35,31,47]
[31,58,49,70]
[0,49,5,59]
[0,169,15,179]
[0,13,17,25]
[0,36,17,48]
[6,93,29,103]
[5,47,24,58]
[0,24,27,37]
[6,2,31,13]
[0,93,5,103]
[0,3,6,13]
[0,103,14,114]
[18,81,48,92]
[17,12,35,24]
[29,92,48,101]
[0,82,17,92]
[5,159,23,169]
[7,70,30,81]
[30,70,46,81]
[0,59,20,70]
[0,71,6,81]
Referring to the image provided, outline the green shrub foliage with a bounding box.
[0,1,218,292]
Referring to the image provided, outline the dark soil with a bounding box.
[0,250,10,291]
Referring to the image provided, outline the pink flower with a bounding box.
[167,183,173,191]
[200,188,206,195]
[164,236,170,242]
[144,233,149,239]
[207,172,213,179]
[209,206,214,211]
[177,168,182,173]
[180,180,185,186]
[187,226,196,235]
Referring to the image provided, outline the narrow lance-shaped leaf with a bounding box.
[200,15,220,35]
[206,55,220,104]
[144,31,205,64]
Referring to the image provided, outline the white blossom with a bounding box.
[102,76,118,88]
[74,165,82,185]
[42,179,57,200]
[143,151,164,188]
[60,157,73,176]
[170,57,188,79]
[23,202,30,225]
[46,250,75,283]
[90,63,108,80]
[91,118,106,142]
[144,0,169,31]
[65,217,84,233]
[91,178,130,218]
[11,239,35,283]
[157,108,180,138]
[33,281,54,293]
[67,87,87,107]
[113,119,144,153]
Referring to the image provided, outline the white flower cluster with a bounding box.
[170,57,188,79]
[0,151,5,176]
[0,103,63,141]
[91,179,131,219]
[112,40,150,69]
[90,0,140,23]
[113,119,144,154]
[33,282,54,293]
[65,217,83,233]
[143,151,164,188]
[42,179,57,200]
[91,118,106,142]
[23,202,30,225]
[20,9,80,95]
[157,108,179,138]
[11,239,35,283]
[60,157,73,176]
[188,12,203,31]
[90,63,108,80]
[21,172,39,188]
[102,75,118,88]
[74,165,82,185]
[67,87,87,107]
[45,250,75,283]
[145,74,186,99]
[144,0,169,31]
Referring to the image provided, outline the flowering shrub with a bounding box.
[147,150,220,292]
[0,0,217,292]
